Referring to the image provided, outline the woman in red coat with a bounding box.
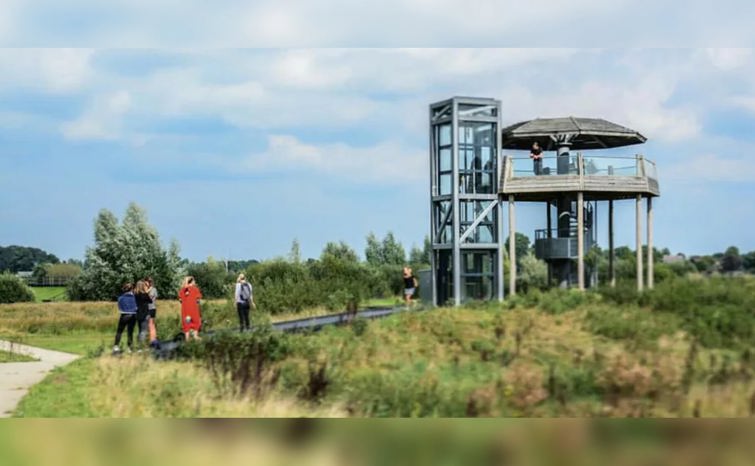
[178,276,203,340]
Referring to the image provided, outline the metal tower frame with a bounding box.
[429,97,504,306]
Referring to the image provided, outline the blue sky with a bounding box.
[1,47,755,261]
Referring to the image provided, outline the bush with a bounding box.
[585,306,681,348]
[0,273,35,304]
[646,277,755,350]
[178,325,290,398]
[598,281,642,306]
[307,256,371,309]
[186,261,233,299]
[247,260,316,314]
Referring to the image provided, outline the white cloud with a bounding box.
[665,153,755,183]
[3,1,752,47]
[61,90,132,140]
[496,74,701,142]
[0,48,93,93]
[238,134,425,184]
[705,48,752,70]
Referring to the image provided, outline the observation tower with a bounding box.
[429,97,660,306]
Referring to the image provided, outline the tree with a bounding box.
[187,258,231,299]
[68,203,182,300]
[381,232,406,266]
[365,232,382,266]
[365,232,406,266]
[321,241,359,263]
[0,273,35,303]
[505,233,531,265]
[720,246,743,273]
[408,244,427,266]
[32,262,81,285]
[0,245,59,273]
[423,235,432,265]
[517,254,547,292]
[691,255,716,274]
[288,239,301,264]
[742,251,755,273]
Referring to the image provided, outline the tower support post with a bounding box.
[647,196,654,289]
[577,192,585,291]
[636,194,644,292]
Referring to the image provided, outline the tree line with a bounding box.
[2,202,754,305]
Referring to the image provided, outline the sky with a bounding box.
[0,6,754,262]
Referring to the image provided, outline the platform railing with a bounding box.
[507,153,653,179]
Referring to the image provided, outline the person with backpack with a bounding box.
[178,276,203,340]
[234,273,256,332]
[113,283,138,354]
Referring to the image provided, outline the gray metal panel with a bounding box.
[417,269,432,304]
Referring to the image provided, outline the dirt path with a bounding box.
[0,340,79,417]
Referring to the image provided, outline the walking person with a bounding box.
[113,283,138,354]
[403,266,419,307]
[134,280,152,349]
[145,277,159,347]
[178,276,203,341]
[234,273,256,332]
[530,141,543,175]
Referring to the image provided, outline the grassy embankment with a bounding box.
[29,287,68,302]
[7,277,755,417]
[0,349,37,363]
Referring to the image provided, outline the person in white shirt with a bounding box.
[234,273,256,331]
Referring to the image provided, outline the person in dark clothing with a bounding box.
[114,283,138,354]
[403,266,419,306]
[145,277,159,346]
[134,280,151,347]
[530,141,543,175]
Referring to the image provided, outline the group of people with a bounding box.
[115,267,419,353]
[114,277,158,353]
[114,273,256,353]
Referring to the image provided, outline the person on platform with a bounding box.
[530,141,543,175]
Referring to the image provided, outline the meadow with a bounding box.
[29,287,68,302]
[3,276,754,417]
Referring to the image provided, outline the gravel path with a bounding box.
[0,340,79,417]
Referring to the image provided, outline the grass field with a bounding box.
[6,277,755,417]
[29,287,68,302]
[0,349,38,363]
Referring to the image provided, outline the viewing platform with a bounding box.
[498,153,659,201]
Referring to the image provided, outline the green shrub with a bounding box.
[0,273,35,303]
[646,277,755,350]
[186,261,233,299]
[598,281,641,306]
[585,305,681,347]
[178,325,290,397]
[247,260,316,314]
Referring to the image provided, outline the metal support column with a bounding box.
[647,196,654,289]
[546,200,552,286]
[451,101,461,306]
[577,192,585,291]
[497,198,505,301]
[636,194,644,292]
[609,200,615,288]
[508,194,516,296]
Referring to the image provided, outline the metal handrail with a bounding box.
[505,153,653,179]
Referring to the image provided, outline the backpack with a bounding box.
[239,282,252,302]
